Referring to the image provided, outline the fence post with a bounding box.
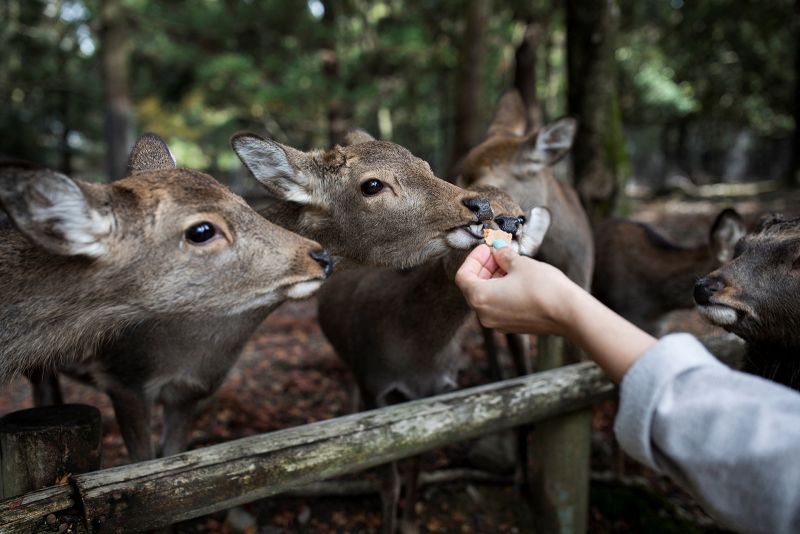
[0,404,101,499]
[532,336,593,534]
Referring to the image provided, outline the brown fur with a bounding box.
[695,214,800,389]
[593,209,745,334]
[0,156,327,384]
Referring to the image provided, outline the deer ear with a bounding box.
[487,91,527,138]
[710,208,746,263]
[127,133,176,174]
[231,133,313,204]
[342,129,376,146]
[517,206,551,257]
[0,166,112,258]
[517,118,576,174]
[533,118,576,165]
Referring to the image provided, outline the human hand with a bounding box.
[455,243,581,337]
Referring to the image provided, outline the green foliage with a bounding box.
[0,0,795,185]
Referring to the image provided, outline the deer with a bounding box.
[33,130,494,463]
[317,185,551,533]
[694,214,800,390]
[592,208,746,334]
[0,148,330,385]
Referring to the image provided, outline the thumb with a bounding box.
[492,245,519,273]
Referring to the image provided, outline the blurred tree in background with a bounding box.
[1,0,797,206]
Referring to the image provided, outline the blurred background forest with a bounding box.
[1,0,798,216]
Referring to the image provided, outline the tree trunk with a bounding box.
[321,0,348,147]
[789,0,800,187]
[450,0,490,170]
[0,404,101,499]
[514,23,544,132]
[566,0,629,221]
[101,0,133,181]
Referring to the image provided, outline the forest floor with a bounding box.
[3,188,798,533]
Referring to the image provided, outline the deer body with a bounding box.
[694,214,800,389]
[593,209,745,334]
[317,186,550,532]
[1,154,329,385]
[41,131,493,462]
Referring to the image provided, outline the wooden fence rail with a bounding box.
[0,362,614,533]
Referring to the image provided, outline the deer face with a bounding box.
[232,132,493,269]
[107,168,331,314]
[694,215,800,347]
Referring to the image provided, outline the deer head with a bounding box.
[232,131,494,269]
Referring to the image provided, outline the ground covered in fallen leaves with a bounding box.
[7,191,797,533]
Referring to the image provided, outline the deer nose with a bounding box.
[495,216,521,236]
[463,196,493,221]
[694,276,724,305]
[310,249,333,277]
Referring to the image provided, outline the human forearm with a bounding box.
[561,283,656,383]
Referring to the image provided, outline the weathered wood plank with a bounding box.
[0,363,613,532]
[72,362,612,532]
[0,484,79,533]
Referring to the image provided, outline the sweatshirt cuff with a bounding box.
[613,333,726,470]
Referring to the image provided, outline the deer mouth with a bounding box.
[464,222,485,240]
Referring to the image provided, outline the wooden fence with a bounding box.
[0,362,615,533]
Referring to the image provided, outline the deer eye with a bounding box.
[361,178,384,196]
[185,222,217,244]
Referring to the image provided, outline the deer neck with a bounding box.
[743,341,800,391]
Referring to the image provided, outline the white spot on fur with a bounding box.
[286,280,323,300]
[697,304,738,326]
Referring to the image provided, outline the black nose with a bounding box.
[694,276,724,305]
[310,249,333,277]
[495,216,521,236]
[463,196,493,221]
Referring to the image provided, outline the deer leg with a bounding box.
[507,333,533,499]
[400,455,421,534]
[482,326,504,381]
[27,369,64,406]
[160,388,207,458]
[380,460,401,534]
[109,387,154,462]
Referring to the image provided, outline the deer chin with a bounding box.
[445,223,485,250]
[286,279,324,300]
[697,304,739,326]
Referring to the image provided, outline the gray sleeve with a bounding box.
[614,333,800,534]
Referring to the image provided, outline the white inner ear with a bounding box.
[234,137,312,204]
[712,213,747,263]
[534,119,576,165]
[517,207,551,257]
[30,176,113,258]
